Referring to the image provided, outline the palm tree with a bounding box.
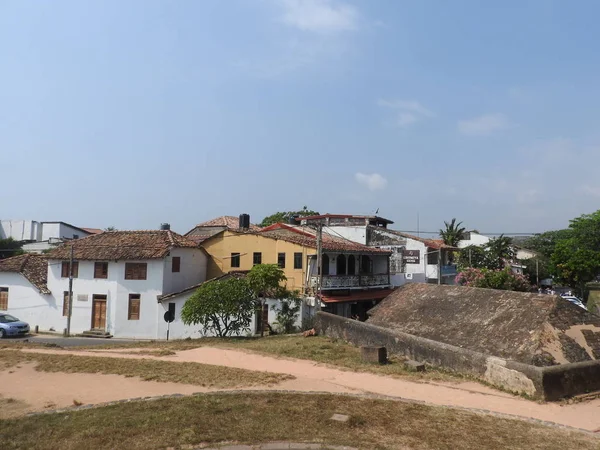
[484,234,515,269]
[439,218,466,247]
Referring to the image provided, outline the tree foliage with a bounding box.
[456,267,531,292]
[0,238,23,260]
[247,264,288,298]
[260,206,319,227]
[181,277,254,337]
[439,218,466,247]
[456,235,515,271]
[272,298,301,334]
[550,211,600,291]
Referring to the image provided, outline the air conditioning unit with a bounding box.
[405,273,413,280]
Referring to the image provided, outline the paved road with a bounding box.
[6,335,135,347]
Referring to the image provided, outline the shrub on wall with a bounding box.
[456,267,532,292]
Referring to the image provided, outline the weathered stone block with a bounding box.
[330,413,350,423]
[360,346,387,364]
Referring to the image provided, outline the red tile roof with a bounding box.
[81,228,103,235]
[193,216,261,231]
[46,230,199,261]
[259,223,390,254]
[0,254,50,294]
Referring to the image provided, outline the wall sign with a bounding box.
[402,249,420,264]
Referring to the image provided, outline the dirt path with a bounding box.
[5,347,600,432]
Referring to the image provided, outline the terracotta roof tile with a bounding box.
[81,228,103,235]
[259,224,390,254]
[0,254,50,294]
[194,216,261,231]
[46,230,198,261]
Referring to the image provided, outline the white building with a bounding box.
[0,220,99,253]
[300,214,456,286]
[0,229,209,339]
[457,231,491,249]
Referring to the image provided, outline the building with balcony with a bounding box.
[196,217,393,322]
[301,214,457,286]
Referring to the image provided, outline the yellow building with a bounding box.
[189,220,393,319]
[200,228,313,291]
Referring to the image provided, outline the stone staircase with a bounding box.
[78,330,113,339]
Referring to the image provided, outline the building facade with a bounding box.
[0,230,209,339]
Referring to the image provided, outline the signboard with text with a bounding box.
[402,249,420,264]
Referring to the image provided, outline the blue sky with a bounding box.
[2,0,600,235]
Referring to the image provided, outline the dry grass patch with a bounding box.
[0,396,29,419]
[88,335,464,383]
[0,392,596,450]
[0,350,292,388]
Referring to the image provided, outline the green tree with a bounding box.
[247,264,300,335]
[0,238,24,260]
[439,218,466,247]
[521,230,572,259]
[260,206,319,227]
[484,235,515,270]
[181,277,254,337]
[457,245,488,270]
[104,226,117,232]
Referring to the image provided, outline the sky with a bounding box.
[2,0,600,236]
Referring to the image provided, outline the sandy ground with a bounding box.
[2,347,600,432]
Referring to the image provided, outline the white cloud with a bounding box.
[458,113,509,136]
[280,0,358,33]
[355,172,388,191]
[581,185,600,197]
[377,99,434,128]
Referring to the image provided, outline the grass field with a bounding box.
[0,392,596,450]
[83,335,465,383]
[0,350,292,388]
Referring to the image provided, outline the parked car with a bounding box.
[0,314,30,338]
[561,295,587,311]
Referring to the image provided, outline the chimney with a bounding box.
[160,223,171,231]
[238,214,250,230]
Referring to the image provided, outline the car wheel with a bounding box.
[0,329,5,339]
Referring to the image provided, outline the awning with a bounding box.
[320,288,395,304]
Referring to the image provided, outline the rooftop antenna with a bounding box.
[417,212,420,237]
[375,207,379,215]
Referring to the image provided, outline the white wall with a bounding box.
[41,223,88,241]
[0,273,62,331]
[0,220,38,241]
[162,248,207,295]
[157,295,309,339]
[47,259,165,339]
[324,227,367,245]
[458,232,490,249]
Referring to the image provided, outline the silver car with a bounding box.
[0,313,30,338]
[561,296,587,311]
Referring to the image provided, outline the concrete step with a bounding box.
[78,330,113,339]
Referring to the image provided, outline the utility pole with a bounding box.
[536,259,539,286]
[468,248,472,266]
[66,243,74,337]
[437,249,442,285]
[316,221,323,311]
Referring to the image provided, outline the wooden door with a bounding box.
[91,295,107,330]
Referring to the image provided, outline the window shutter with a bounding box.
[140,264,147,280]
[73,262,78,278]
[62,262,68,278]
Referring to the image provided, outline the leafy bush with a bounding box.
[456,267,531,292]
[272,299,301,334]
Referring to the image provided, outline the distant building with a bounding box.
[0,220,98,253]
[300,214,457,286]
